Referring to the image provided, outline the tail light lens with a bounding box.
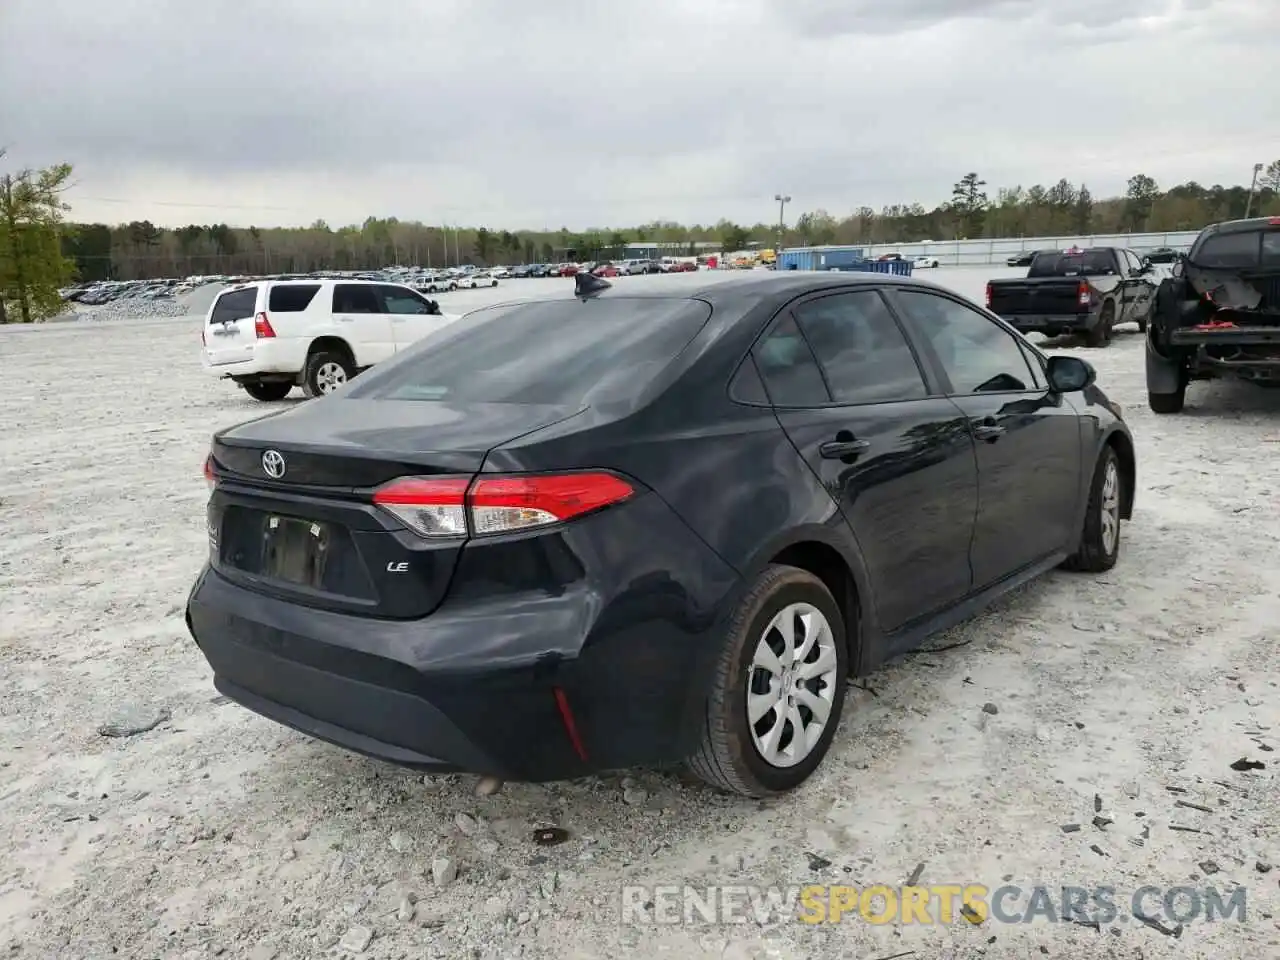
[254,311,276,338]
[203,454,216,488]
[372,472,635,539]
[984,282,992,308]
[1077,281,1090,306]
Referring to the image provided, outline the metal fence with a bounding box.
[784,230,1202,268]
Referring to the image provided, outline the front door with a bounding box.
[887,287,1083,588]
[375,284,453,351]
[755,289,979,633]
[331,283,396,365]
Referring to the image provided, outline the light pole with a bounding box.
[1245,162,1264,219]
[775,194,791,257]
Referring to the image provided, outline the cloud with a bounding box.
[1,0,1275,228]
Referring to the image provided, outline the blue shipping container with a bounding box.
[778,247,866,271]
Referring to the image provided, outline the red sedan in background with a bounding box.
[592,263,620,277]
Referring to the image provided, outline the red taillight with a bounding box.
[203,454,216,488]
[254,311,276,338]
[372,472,635,539]
[1268,217,1280,225]
[1077,280,1090,306]
[984,282,992,308]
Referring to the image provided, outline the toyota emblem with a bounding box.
[261,449,286,479]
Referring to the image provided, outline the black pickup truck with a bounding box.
[986,247,1158,347]
[1146,217,1280,413]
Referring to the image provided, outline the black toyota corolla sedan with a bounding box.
[187,270,1135,797]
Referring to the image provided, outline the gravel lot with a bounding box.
[2,269,1278,960]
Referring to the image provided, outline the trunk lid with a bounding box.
[208,398,583,619]
[203,285,261,367]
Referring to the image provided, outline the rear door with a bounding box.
[758,288,979,633]
[887,287,1082,587]
[1119,249,1156,323]
[203,286,260,366]
[375,284,453,350]
[331,283,396,366]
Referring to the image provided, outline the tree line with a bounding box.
[3,158,1280,321]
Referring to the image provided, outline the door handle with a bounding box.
[972,419,1005,442]
[819,439,870,459]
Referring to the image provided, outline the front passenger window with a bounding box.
[753,316,830,407]
[894,290,1036,395]
[378,285,433,314]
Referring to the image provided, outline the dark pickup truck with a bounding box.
[1146,216,1280,413]
[986,247,1158,347]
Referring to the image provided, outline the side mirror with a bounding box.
[1047,355,1096,393]
[1140,257,1153,271]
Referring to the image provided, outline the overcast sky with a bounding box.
[2,0,1277,230]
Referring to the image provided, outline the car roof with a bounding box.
[603,270,936,303]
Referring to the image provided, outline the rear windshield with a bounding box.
[1028,251,1117,277]
[1191,228,1280,268]
[268,283,321,312]
[345,297,713,406]
[209,287,257,323]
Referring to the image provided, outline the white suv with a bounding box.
[201,279,457,401]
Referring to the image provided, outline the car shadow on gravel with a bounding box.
[1035,325,1144,351]
[1173,380,1280,417]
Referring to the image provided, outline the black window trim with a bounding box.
[883,286,1047,398]
[734,286,944,411]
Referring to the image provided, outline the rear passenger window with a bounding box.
[332,284,380,314]
[753,316,830,407]
[268,284,320,312]
[210,288,256,323]
[792,291,927,404]
[729,356,769,405]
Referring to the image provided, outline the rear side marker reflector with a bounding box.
[553,687,589,762]
[372,472,635,538]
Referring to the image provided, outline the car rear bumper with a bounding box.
[203,340,306,378]
[185,493,739,780]
[999,313,1097,333]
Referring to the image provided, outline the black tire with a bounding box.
[1085,303,1114,348]
[242,380,292,402]
[1060,445,1123,573]
[1148,389,1185,414]
[687,564,849,797]
[302,349,356,399]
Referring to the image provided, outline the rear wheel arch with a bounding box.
[765,538,865,674]
[306,335,356,367]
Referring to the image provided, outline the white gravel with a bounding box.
[2,270,1279,960]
